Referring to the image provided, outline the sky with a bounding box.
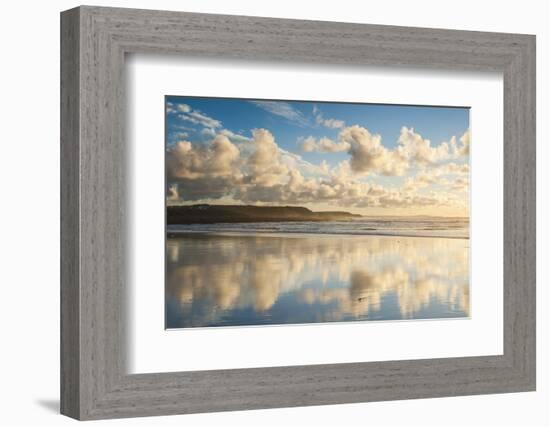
[165,96,470,217]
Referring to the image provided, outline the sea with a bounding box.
[165,217,470,329]
[166,217,469,239]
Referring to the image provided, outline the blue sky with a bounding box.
[165,96,470,216]
[166,96,468,164]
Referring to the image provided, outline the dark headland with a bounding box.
[167,204,362,225]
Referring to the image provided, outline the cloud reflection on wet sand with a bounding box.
[166,233,469,328]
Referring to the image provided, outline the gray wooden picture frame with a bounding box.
[60,5,536,421]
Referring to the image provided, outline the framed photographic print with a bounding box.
[61,6,536,420]
[164,96,471,329]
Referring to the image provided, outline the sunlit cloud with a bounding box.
[166,98,469,216]
[300,136,350,153]
[397,126,453,165]
[341,125,409,176]
[167,127,469,215]
[313,105,345,129]
[300,125,469,178]
[166,134,242,201]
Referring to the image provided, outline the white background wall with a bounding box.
[0,0,547,425]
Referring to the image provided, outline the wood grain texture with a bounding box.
[60,7,80,419]
[60,5,536,420]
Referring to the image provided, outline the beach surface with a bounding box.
[166,224,469,329]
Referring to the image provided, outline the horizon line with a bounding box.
[166,203,469,219]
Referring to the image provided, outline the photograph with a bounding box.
[49,2,538,421]
[164,96,471,329]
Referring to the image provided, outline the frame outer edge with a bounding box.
[520,34,536,389]
[528,35,536,390]
[502,34,536,390]
[60,6,81,420]
[60,6,537,420]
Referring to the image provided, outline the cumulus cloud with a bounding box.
[306,125,470,179]
[341,125,409,176]
[440,162,470,175]
[450,129,470,157]
[404,171,441,191]
[168,135,240,179]
[404,162,470,192]
[300,136,350,153]
[246,128,290,186]
[299,124,463,178]
[167,126,468,213]
[301,136,317,152]
[449,177,469,192]
[313,105,345,129]
[279,149,330,177]
[441,129,470,159]
[169,99,469,210]
[301,125,469,178]
[397,127,453,165]
[166,134,242,201]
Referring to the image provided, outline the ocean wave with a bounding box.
[167,219,469,239]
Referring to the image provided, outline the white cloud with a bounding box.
[340,125,409,176]
[449,177,470,192]
[167,136,240,180]
[301,136,317,152]
[301,125,469,179]
[166,102,176,114]
[176,103,191,113]
[167,102,191,115]
[300,136,350,153]
[219,129,250,143]
[180,110,222,129]
[450,129,470,157]
[167,127,468,213]
[321,118,345,129]
[279,148,330,177]
[404,162,470,191]
[439,162,470,176]
[202,127,250,143]
[404,171,441,191]
[250,101,309,126]
[397,127,452,165]
[173,131,189,140]
[171,102,222,129]
[166,134,242,201]
[313,105,345,129]
[246,128,290,187]
[397,127,470,166]
[201,127,216,138]
[168,102,469,212]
